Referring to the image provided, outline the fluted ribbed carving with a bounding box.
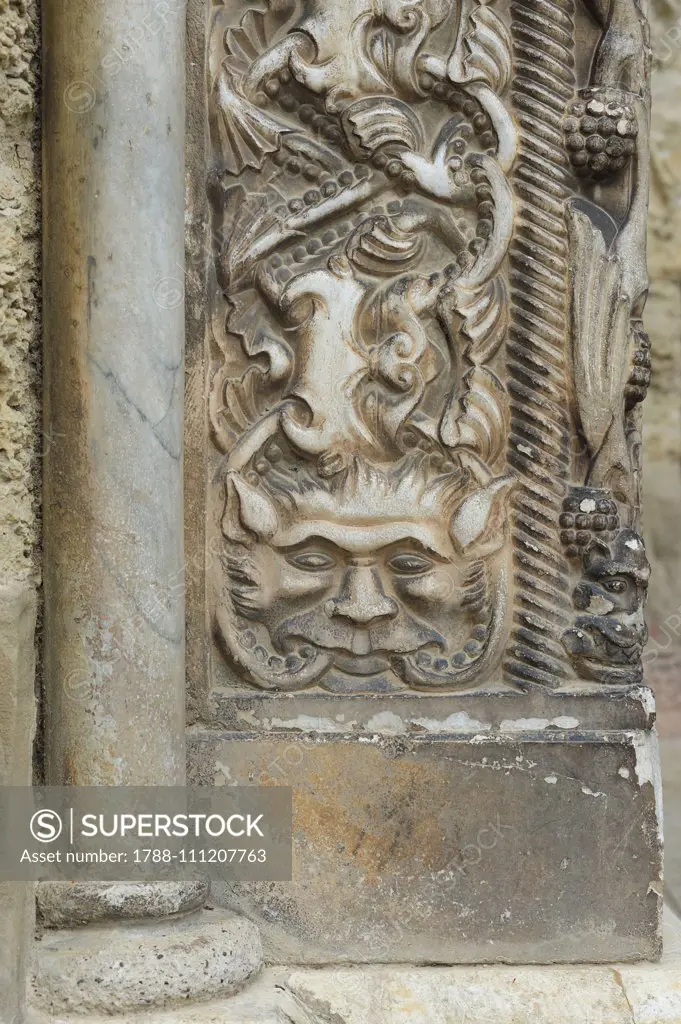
[505,0,576,687]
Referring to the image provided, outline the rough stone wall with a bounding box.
[0,0,39,583]
[0,1,39,1018]
[645,0,681,736]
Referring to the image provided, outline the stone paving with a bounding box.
[28,908,681,1023]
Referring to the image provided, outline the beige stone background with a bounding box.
[648,0,681,920]
[0,1,40,1014]
[645,0,681,739]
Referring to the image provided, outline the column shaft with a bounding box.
[43,0,186,786]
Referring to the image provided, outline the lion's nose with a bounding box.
[327,566,399,626]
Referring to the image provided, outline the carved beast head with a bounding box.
[562,529,650,686]
[216,454,514,691]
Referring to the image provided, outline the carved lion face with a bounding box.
[216,455,514,691]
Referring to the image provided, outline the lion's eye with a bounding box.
[604,578,628,594]
[286,551,336,572]
[388,553,434,576]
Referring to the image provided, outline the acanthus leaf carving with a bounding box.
[213,68,290,175]
[440,366,509,472]
[568,206,634,504]
[447,0,512,95]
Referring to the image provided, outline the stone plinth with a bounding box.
[189,687,662,964]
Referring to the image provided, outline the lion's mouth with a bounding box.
[280,620,492,679]
[328,651,393,676]
[274,610,447,660]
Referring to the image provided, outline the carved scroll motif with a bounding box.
[206,0,652,694]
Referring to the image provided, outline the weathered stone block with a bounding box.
[189,687,662,964]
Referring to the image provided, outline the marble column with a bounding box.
[36,0,261,1012]
[42,0,186,792]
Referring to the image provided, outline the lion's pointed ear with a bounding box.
[221,472,279,545]
[450,474,516,557]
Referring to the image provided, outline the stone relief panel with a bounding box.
[205,0,652,695]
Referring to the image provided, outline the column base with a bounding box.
[30,909,262,1016]
[36,880,209,929]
